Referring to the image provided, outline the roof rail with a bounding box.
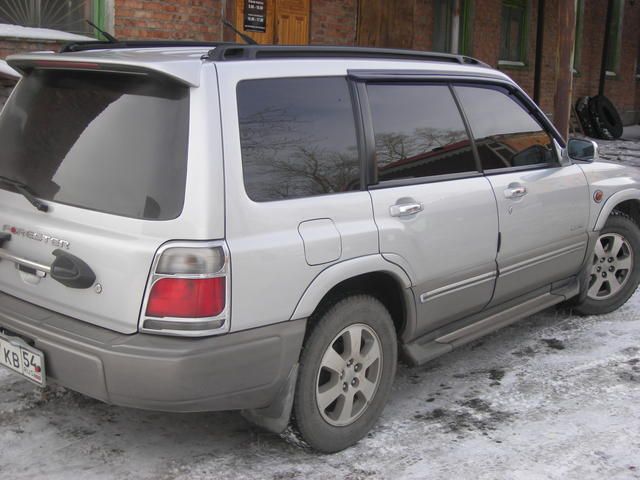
[205,45,490,67]
[60,40,238,53]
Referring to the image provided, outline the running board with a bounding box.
[402,291,565,366]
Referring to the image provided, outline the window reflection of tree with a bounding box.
[374,126,474,179]
[239,105,359,201]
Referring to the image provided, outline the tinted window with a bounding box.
[238,77,360,202]
[367,84,477,182]
[0,70,189,220]
[455,84,557,170]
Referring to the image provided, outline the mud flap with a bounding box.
[241,363,298,434]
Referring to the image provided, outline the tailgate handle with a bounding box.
[50,250,96,289]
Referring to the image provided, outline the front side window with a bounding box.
[500,0,527,63]
[455,84,557,170]
[238,77,360,202]
[367,83,477,182]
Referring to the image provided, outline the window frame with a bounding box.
[605,0,625,76]
[432,0,473,56]
[348,72,565,190]
[235,75,367,203]
[498,0,529,66]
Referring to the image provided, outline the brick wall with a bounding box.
[114,0,223,40]
[310,0,357,45]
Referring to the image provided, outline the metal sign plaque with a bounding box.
[244,0,266,33]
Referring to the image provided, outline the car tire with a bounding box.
[575,96,597,138]
[292,295,397,453]
[574,211,640,315]
[588,95,623,140]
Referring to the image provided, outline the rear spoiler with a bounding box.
[7,53,202,87]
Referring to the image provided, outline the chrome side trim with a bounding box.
[420,271,497,303]
[500,242,587,277]
[0,249,51,276]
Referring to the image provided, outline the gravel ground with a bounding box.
[0,127,639,479]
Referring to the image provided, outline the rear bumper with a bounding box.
[0,291,306,412]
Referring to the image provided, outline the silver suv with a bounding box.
[1,43,639,453]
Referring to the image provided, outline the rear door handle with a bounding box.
[390,201,424,217]
[504,184,527,199]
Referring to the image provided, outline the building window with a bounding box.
[605,0,624,75]
[499,0,528,65]
[433,0,472,55]
[0,0,104,35]
[573,0,584,73]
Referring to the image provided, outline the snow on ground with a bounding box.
[0,127,639,479]
[0,23,92,42]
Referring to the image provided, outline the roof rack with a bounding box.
[205,45,490,67]
[60,40,238,53]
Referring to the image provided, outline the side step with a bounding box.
[402,291,565,366]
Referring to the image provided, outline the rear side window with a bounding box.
[454,84,557,170]
[237,77,360,202]
[367,83,477,182]
[0,70,189,220]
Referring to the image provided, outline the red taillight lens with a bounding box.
[145,277,225,318]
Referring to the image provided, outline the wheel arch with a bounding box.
[290,255,414,339]
[594,189,640,231]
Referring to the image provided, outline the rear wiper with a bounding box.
[0,176,49,212]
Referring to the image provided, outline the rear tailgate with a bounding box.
[0,64,196,334]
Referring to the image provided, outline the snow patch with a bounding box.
[0,23,93,42]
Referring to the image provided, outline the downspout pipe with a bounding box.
[599,0,614,96]
[533,0,545,105]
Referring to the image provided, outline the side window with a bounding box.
[237,77,360,202]
[454,84,557,170]
[367,83,477,182]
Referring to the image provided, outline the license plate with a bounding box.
[0,331,45,386]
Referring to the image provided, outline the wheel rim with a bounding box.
[315,323,383,427]
[587,232,634,300]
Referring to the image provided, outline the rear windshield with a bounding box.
[0,69,189,220]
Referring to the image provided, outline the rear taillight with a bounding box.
[140,241,229,337]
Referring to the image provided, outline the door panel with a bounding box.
[487,165,590,305]
[369,177,499,338]
[276,12,308,44]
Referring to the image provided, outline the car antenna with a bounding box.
[86,20,118,43]
[222,19,258,45]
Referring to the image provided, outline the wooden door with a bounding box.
[234,0,309,45]
[275,0,309,45]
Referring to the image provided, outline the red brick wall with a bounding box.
[310,0,357,45]
[114,0,223,40]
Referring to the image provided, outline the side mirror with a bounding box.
[567,137,599,162]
